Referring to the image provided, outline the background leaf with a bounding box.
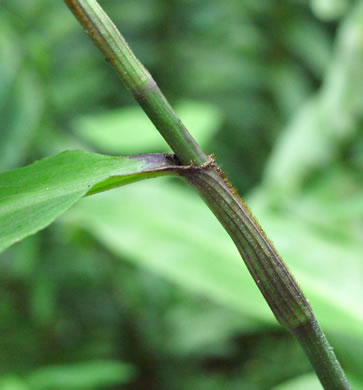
[262,2,363,198]
[27,361,134,390]
[272,373,323,390]
[73,100,222,154]
[273,372,362,390]
[0,377,29,390]
[66,178,363,381]
[67,179,363,336]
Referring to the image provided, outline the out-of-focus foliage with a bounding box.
[73,100,222,154]
[0,361,134,390]
[273,372,362,390]
[0,0,362,389]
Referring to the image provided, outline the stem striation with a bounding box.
[182,163,351,390]
[183,164,313,330]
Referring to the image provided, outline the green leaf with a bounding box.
[67,180,363,338]
[66,180,277,324]
[264,3,363,197]
[0,69,43,171]
[0,18,22,102]
[273,372,362,390]
[0,377,29,390]
[268,61,312,118]
[27,361,134,390]
[272,373,323,390]
[72,100,222,154]
[283,16,332,77]
[311,0,350,21]
[0,150,180,253]
[0,14,43,170]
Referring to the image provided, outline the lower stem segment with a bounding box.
[292,318,351,390]
[182,162,351,390]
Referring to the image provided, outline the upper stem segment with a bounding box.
[65,0,208,166]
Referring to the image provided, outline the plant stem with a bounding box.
[183,167,313,330]
[292,318,351,390]
[64,0,207,166]
[64,1,352,388]
[183,166,350,390]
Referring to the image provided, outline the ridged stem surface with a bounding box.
[183,165,350,390]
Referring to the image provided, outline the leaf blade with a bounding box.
[0,150,180,253]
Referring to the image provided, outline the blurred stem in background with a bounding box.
[64,1,352,388]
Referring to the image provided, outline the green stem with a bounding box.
[292,318,351,390]
[183,166,313,330]
[64,1,352,388]
[64,0,208,166]
[182,165,350,389]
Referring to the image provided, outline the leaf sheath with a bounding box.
[182,164,313,329]
[182,164,350,389]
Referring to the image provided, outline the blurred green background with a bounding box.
[1,0,363,389]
